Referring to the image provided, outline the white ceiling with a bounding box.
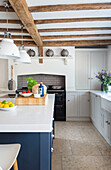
[26,0,111,6]
[0,0,111,43]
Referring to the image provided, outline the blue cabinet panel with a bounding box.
[0,132,51,170]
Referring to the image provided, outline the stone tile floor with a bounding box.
[52,121,111,170]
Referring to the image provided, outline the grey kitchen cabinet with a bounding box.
[79,92,90,118]
[75,50,107,90]
[90,93,95,123]
[104,111,111,142]
[90,93,104,134]
[66,92,78,118]
[90,93,111,146]
[66,92,90,121]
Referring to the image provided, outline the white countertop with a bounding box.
[0,88,15,94]
[90,90,111,102]
[0,94,55,133]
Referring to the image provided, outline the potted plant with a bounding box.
[96,70,111,93]
[26,77,38,91]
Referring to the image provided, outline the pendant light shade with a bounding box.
[14,24,31,64]
[0,1,20,59]
[0,38,20,59]
[14,46,31,64]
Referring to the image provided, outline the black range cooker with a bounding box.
[47,86,66,121]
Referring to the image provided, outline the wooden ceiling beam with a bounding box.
[1,3,111,13]
[0,19,21,24]
[0,39,109,47]
[0,28,28,33]
[35,17,111,24]
[0,34,32,39]
[38,27,111,32]
[15,40,36,46]
[0,6,14,12]
[0,39,36,46]
[29,3,111,12]
[38,46,43,63]
[9,0,43,46]
[41,34,111,40]
[43,40,111,46]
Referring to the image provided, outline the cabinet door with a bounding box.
[90,51,107,90]
[90,94,95,122]
[79,93,90,117]
[66,93,78,117]
[95,95,101,130]
[75,51,90,90]
[104,112,111,142]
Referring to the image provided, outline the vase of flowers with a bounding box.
[96,70,111,93]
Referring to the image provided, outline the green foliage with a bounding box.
[26,77,38,91]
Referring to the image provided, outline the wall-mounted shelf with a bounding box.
[31,56,72,65]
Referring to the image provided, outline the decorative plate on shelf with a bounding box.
[19,92,33,97]
[0,106,17,111]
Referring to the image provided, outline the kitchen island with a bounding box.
[0,94,55,170]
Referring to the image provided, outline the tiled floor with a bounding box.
[52,121,111,170]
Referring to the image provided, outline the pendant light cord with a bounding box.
[21,25,24,47]
[6,6,8,33]
[4,0,11,38]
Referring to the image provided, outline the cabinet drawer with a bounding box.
[101,98,111,113]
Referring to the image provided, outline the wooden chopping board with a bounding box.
[16,94,48,105]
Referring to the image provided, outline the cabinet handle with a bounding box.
[51,148,54,152]
[52,134,55,139]
[68,100,70,102]
[106,121,108,124]
[108,122,110,125]
[88,78,90,80]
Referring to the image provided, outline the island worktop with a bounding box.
[0,94,55,170]
[0,94,55,132]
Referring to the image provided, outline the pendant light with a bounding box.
[0,0,20,59]
[14,25,31,64]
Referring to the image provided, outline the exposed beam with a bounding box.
[0,19,21,24]
[35,17,111,24]
[43,40,111,46]
[9,0,42,46]
[0,6,14,12]
[0,39,109,47]
[38,27,111,32]
[0,40,36,46]
[41,34,111,40]
[15,41,36,46]
[38,46,43,63]
[0,28,28,33]
[0,34,32,39]
[29,3,111,13]
[1,3,111,13]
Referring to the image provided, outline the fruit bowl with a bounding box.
[0,106,17,111]
[19,92,33,97]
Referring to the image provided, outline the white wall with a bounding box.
[107,46,111,71]
[14,47,75,91]
[1,46,109,91]
[0,59,8,88]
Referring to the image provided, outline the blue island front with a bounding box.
[0,94,55,170]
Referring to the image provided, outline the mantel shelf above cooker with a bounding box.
[31,56,72,65]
